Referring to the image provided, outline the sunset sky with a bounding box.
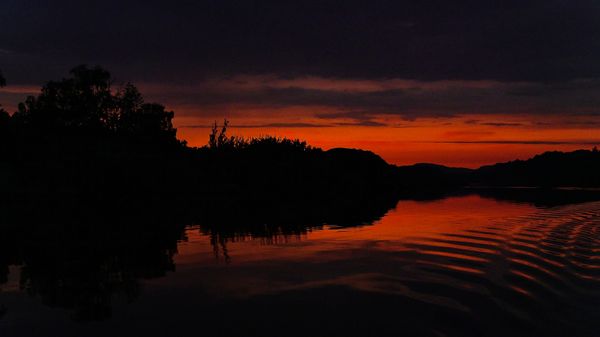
[1,1,600,167]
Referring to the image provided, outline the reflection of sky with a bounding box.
[168,195,536,298]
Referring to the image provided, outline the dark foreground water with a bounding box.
[1,194,600,337]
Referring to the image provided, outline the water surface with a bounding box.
[1,194,599,337]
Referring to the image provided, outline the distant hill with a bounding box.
[472,149,600,187]
[391,149,600,188]
[395,163,473,189]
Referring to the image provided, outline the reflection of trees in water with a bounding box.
[197,195,399,262]
[0,221,186,321]
[206,225,316,262]
[0,194,399,320]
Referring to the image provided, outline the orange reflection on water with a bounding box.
[166,195,539,299]
[153,194,600,330]
[175,195,535,265]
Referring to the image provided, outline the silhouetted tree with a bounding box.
[112,83,143,130]
[208,119,226,149]
[115,84,177,143]
[0,110,8,126]
[14,65,113,129]
[208,119,244,150]
[10,65,179,146]
[0,69,8,129]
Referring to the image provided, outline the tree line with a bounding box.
[1,66,179,146]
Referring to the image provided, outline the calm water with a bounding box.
[1,194,600,336]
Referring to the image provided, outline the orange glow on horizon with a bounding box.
[174,113,600,168]
[3,75,600,168]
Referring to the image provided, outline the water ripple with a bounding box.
[386,201,600,335]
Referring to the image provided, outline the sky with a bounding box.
[1,0,600,167]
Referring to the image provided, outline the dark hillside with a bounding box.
[473,149,600,187]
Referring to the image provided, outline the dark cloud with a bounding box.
[180,122,332,128]
[315,111,378,121]
[313,111,387,126]
[428,140,600,145]
[334,121,387,127]
[480,122,524,127]
[562,120,600,127]
[2,1,600,127]
[1,0,600,85]
[3,74,600,122]
[142,79,600,120]
[180,120,388,128]
[465,121,525,127]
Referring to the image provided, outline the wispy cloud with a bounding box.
[424,140,600,145]
[334,121,387,127]
[465,120,525,127]
[179,122,333,129]
[134,75,600,124]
